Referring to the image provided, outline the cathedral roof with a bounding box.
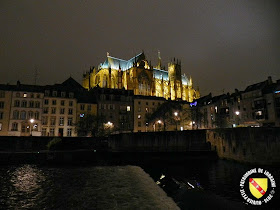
[99,53,145,71]
[153,69,169,80]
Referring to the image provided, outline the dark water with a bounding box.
[0,160,279,209]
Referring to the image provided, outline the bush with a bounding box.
[47,137,63,150]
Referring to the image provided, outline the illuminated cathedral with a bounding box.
[82,52,200,102]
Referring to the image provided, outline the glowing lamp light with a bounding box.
[158,120,162,124]
[174,112,178,117]
[30,119,34,123]
[235,111,240,116]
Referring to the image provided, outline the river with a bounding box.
[0,159,279,209]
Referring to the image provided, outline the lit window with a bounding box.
[127,106,131,111]
[215,106,218,113]
[80,113,85,118]
[138,115,141,119]
[256,111,262,116]
[23,93,27,98]
[145,107,149,113]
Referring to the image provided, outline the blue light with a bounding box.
[190,101,197,107]
[80,113,85,118]
[275,90,280,94]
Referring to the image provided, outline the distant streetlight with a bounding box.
[157,120,162,131]
[174,112,179,131]
[30,118,34,136]
[235,111,240,127]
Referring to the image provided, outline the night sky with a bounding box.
[1,1,279,96]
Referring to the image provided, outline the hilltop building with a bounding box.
[82,52,200,102]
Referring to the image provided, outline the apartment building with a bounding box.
[133,96,166,132]
[91,87,134,133]
[0,87,12,136]
[195,76,280,128]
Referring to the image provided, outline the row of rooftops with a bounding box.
[196,76,280,106]
[2,76,279,106]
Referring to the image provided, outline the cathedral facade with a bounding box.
[82,52,200,102]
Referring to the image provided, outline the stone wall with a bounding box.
[0,136,107,151]
[207,128,280,165]
[108,130,210,152]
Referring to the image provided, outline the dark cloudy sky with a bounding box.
[1,0,279,96]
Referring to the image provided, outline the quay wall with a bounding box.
[108,130,209,152]
[207,127,280,165]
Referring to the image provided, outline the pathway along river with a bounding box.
[0,159,279,209]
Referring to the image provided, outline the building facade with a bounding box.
[194,76,280,129]
[82,52,200,102]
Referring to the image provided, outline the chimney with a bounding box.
[16,80,20,87]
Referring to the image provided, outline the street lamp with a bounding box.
[30,118,34,136]
[174,112,178,131]
[235,111,240,127]
[157,120,162,131]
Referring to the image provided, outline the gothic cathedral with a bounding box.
[82,52,200,102]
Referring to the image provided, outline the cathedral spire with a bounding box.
[156,50,162,69]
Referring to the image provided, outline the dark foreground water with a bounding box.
[0,159,279,209]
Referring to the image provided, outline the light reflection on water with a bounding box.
[2,165,46,209]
